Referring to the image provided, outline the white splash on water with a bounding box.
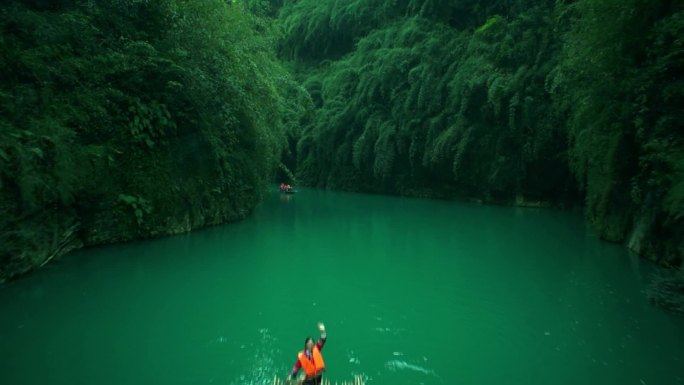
[230,328,282,385]
[385,359,437,376]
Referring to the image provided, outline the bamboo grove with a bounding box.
[269,0,683,309]
[1,0,682,310]
[270,0,683,265]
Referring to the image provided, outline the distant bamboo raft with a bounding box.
[271,375,364,385]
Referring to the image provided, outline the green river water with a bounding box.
[1,188,683,385]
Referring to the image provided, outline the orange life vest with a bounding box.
[298,346,325,377]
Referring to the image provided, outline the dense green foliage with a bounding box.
[279,0,574,202]
[552,0,684,249]
[298,9,570,203]
[2,0,682,305]
[274,0,683,270]
[0,0,309,282]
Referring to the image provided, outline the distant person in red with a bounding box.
[287,323,326,385]
[280,182,294,192]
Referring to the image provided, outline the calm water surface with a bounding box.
[1,188,683,385]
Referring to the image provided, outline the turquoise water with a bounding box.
[1,188,683,385]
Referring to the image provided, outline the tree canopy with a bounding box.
[0,0,310,281]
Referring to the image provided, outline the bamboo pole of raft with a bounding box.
[270,375,364,385]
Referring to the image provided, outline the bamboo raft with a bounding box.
[271,375,364,385]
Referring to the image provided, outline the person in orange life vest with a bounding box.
[287,322,326,385]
